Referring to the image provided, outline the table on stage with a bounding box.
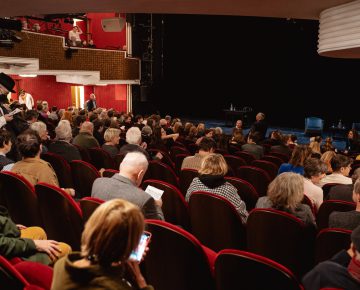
[329,127,348,140]
[223,109,247,126]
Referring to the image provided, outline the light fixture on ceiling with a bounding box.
[19,74,37,77]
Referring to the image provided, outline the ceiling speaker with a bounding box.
[101,17,126,32]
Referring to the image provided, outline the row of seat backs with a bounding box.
[0,171,84,250]
[144,219,304,290]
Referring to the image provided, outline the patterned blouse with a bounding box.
[186,177,248,223]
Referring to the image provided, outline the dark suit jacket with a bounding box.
[86,100,97,111]
[91,174,164,220]
[251,120,268,140]
[48,140,82,163]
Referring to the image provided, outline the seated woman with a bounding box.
[0,130,15,171]
[309,136,322,159]
[345,129,360,154]
[11,130,75,196]
[51,199,154,290]
[48,120,82,163]
[320,150,336,174]
[256,172,316,227]
[0,205,71,265]
[102,128,121,158]
[186,153,248,223]
[278,144,312,175]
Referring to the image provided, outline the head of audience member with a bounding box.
[104,128,121,146]
[17,130,42,158]
[0,130,12,155]
[74,115,86,129]
[199,153,228,177]
[303,158,328,185]
[290,134,298,144]
[119,152,148,186]
[30,121,48,141]
[330,154,353,176]
[270,130,282,141]
[58,109,65,119]
[165,115,171,126]
[159,119,167,128]
[247,131,261,144]
[348,129,360,140]
[309,136,322,155]
[126,127,142,145]
[80,121,94,135]
[36,104,43,112]
[141,125,152,137]
[61,111,73,125]
[198,137,216,155]
[89,39,94,46]
[135,114,143,125]
[25,110,39,124]
[81,198,144,266]
[55,120,73,142]
[352,168,360,184]
[196,123,205,135]
[256,112,265,121]
[352,179,360,210]
[124,114,132,125]
[51,106,57,113]
[289,144,312,167]
[231,129,245,144]
[320,151,336,174]
[235,119,242,129]
[348,224,360,282]
[267,172,304,212]
[204,128,214,138]
[41,101,49,112]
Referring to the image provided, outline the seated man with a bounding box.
[241,131,264,160]
[320,154,353,187]
[0,205,71,265]
[91,152,164,220]
[181,137,216,171]
[11,130,75,196]
[72,121,100,149]
[302,224,360,289]
[329,178,360,230]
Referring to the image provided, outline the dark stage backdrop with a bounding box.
[143,14,360,129]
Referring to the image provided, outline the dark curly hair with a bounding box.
[16,129,41,158]
[0,130,12,148]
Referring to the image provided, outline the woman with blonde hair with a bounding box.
[186,153,248,223]
[320,150,336,174]
[255,172,315,226]
[52,199,154,290]
[102,128,121,158]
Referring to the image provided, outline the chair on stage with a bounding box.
[305,117,324,136]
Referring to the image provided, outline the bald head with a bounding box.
[120,152,149,185]
[80,121,94,134]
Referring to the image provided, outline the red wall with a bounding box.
[93,85,127,112]
[11,75,127,112]
[86,13,126,50]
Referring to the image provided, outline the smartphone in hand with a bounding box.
[129,231,151,262]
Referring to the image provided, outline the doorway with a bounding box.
[71,86,84,109]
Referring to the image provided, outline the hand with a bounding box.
[34,240,61,261]
[62,188,75,197]
[155,152,163,160]
[4,114,13,122]
[154,198,163,208]
[127,260,148,289]
[16,224,27,230]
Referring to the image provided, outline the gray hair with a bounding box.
[141,125,152,136]
[80,121,94,134]
[354,178,360,195]
[30,121,47,136]
[55,120,72,141]
[126,127,142,145]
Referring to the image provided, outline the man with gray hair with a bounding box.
[48,120,81,163]
[91,152,164,220]
[72,121,99,149]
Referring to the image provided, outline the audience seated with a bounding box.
[186,153,248,223]
[91,152,164,220]
[328,168,360,202]
[321,137,335,153]
[0,130,15,171]
[119,127,151,159]
[241,132,264,160]
[30,121,49,153]
[278,145,312,175]
[303,158,328,211]
[11,130,75,196]
[48,106,59,121]
[101,128,120,158]
[0,205,70,265]
[48,120,82,163]
[328,179,360,230]
[255,172,316,227]
[181,137,216,171]
[72,121,100,149]
[320,154,353,187]
[270,134,292,157]
[51,199,154,290]
[302,224,360,289]
[309,136,322,159]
